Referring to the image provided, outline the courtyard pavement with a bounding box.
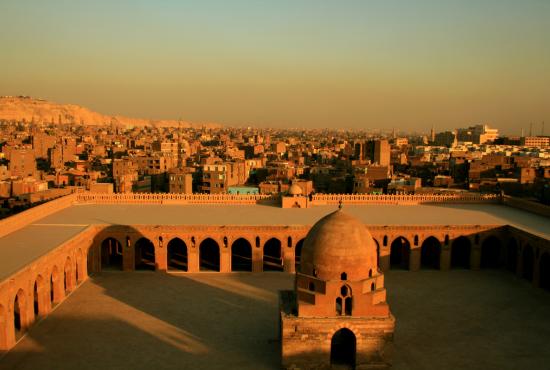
[1,270,549,370]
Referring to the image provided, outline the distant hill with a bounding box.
[0,96,221,128]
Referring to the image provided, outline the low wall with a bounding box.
[311,193,500,206]
[0,193,78,238]
[502,196,550,218]
[75,192,278,205]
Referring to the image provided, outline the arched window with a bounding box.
[414,235,419,246]
[309,282,315,291]
[383,235,388,246]
[337,285,352,316]
[344,297,352,316]
[368,269,372,277]
[371,282,375,291]
[287,236,292,248]
[341,272,347,280]
[335,297,343,315]
[444,235,450,245]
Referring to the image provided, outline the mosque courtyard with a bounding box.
[1,270,549,370]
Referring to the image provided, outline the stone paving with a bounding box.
[1,270,550,370]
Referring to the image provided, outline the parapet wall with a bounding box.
[502,195,550,218]
[75,192,278,205]
[311,193,501,205]
[0,193,78,238]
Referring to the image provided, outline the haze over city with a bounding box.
[1,0,549,133]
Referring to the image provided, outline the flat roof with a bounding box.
[0,203,548,282]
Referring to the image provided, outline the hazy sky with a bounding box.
[1,0,549,133]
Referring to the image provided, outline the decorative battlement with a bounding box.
[310,193,501,205]
[75,192,278,205]
[74,192,501,206]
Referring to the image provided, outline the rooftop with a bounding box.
[0,202,549,282]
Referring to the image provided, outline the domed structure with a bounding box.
[300,208,377,281]
[287,183,303,196]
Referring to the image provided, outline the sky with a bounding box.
[0,0,549,133]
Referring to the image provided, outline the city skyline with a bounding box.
[1,0,549,132]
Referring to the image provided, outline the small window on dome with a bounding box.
[341,272,347,280]
[368,269,372,277]
[371,282,375,291]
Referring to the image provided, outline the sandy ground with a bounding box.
[1,270,549,370]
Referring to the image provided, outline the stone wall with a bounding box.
[0,193,78,238]
[312,193,500,206]
[502,195,550,218]
[76,192,278,205]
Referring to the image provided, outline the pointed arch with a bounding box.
[522,244,534,281]
[167,237,188,271]
[331,328,356,368]
[390,236,411,270]
[101,237,123,271]
[539,253,550,291]
[451,236,471,269]
[421,236,441,269]
[231,238,252,272]
[263,238,283,272]
[135,237,155,271]
[294,238,305,272]
[481,235,503,269]
[199,238,220,271]
[33,275,46,317]
[506,238,518,273]
[13,289,27,339]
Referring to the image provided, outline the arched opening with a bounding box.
[374,238,381,266]
[135,237,155,271]
[451,236,471,269]
[231,238,252,272]
[331,328,356,369]
[50,266,60,305]
[294,239,305,272]
[76,249,83,283]
[13,290,26,339]
[344,297,352,316]
[336,297,342,315]
[101,238,123,271]
[64,257,73,293]
[506,238,518,273]
[33,281,39,316]
[390,236,410,270]
[263,238,283,272]
[199,238,220,271]
[33,275,45,317]
[421,236,441,269]
[87,246,95,275]
[341,272,347,280]
[522,245,534,281]
[0,304,6,349]
[481,236,503,269]
[539,253,550,291]
[167,238,188,271]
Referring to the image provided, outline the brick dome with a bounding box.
[300,208,377,280]
[288,183,303,196]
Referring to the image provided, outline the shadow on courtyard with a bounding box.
[0,271,291,370]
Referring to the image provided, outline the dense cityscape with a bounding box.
[1,105,548,218]
[1,1,549,369]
